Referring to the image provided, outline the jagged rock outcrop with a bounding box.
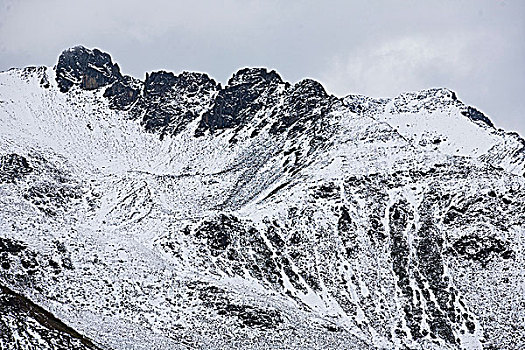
[102,76,141,110]
[195,67,284,136]
[269,78,333,135]
[56,46,140,110]
[132,70,219,138]
[55,46,123,93]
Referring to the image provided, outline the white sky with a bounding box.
[0,0,523,135]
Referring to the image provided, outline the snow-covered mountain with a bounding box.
[0,46,523,350]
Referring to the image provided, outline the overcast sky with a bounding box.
[1,0,523,135]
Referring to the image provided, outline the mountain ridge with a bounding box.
[0,46,524,350]
[53,46,499,132]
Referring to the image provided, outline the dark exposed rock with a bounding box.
[197,284,282,329]
[56,46,123,93]
[0,237,26,254]
[127,70,219,138]
[194,214,238,254]
[187,214,313,294]
[343,94,388,116]
[103,76,140,110]
[416,192,458,344]
[144,71,179,96]
[221,303,282,328]
[266,224,285,249]
[0,153,32,183]
[461,106,494,128]
[338,205,358,258]
[270,79,332,135]
[227,67,282,87]
[195,68,283,136]
[388,200,424,340]
[449,234,514,265]
[55,46,141,112]
[40,71,50,89]
[23,182,81,216]
[311,182,339,200]
[20,252,39,271]
[386,194,461,346]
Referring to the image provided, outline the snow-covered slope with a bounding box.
[0,46,524,350]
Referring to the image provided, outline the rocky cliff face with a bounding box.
[55,46,123,93]
[0,46,524,350]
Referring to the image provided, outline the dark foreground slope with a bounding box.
[0,283,100,350]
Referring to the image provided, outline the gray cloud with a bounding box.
[0,0,523,135]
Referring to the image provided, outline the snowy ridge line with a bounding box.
[0,46,524,350]
[3,45,524,178]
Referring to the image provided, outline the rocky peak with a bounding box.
[269,79,334,135]
[195,68,285,136]
[131,71,219,138]
[342,94,389,116]
[227,67,283,87]
[55,46,141,110]
[144,71,218,97]
[144,71,178,96]
[290,79,328,100]
[397,87,457,101]
[389,87,495,128]
[390,88,458,113]
[176,71,220,95]
[55,46,122,93]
